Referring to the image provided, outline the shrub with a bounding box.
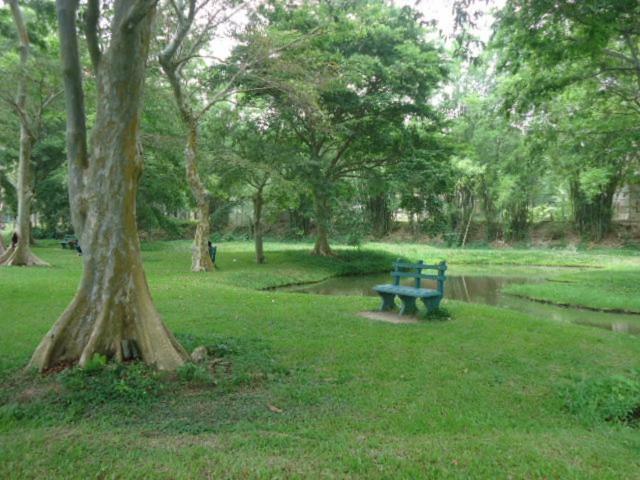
[564,374,640,426]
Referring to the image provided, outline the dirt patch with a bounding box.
[357,311,420,324]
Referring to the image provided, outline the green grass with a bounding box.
[1,241,640,478]
[504,269,640,313]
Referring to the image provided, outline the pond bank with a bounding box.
[277,268,640,336]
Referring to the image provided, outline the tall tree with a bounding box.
[493,0,640,238]
[29,0,188,371]
[157,0,246,271]
[0,0,57,266]
[206,103,296,263]
[241,0,449,255]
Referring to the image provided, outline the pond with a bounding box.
[279,269,640,336]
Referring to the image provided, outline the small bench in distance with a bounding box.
[373,260,447,315]
[60,234,78,250]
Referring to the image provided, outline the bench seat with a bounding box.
[372,259,447,315]
[373,284,441,298]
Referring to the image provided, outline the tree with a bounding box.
[527,83,638,239]
[206,103,296,263]
[29,0,188,371]
[241,0,449,255]
[492,0,640,238]
[157,0,246,271]
[0,0,58,266]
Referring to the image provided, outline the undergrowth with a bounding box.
[564,372,640,427]
[0,333,287,429]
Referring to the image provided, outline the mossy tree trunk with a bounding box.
[186,125,214,272]
[0,0,49,267]
[158,1,218,272]
[252,184,266,264]
[29,0,188,371]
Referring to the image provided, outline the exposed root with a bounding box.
[29,284,188,372]
[0,245,49,267]
[312,245,336,257]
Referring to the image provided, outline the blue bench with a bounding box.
[60,234,78,249]
[373,260,447,315]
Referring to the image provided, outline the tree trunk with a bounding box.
[158,14,214,273]
[29,0,187,371]
[366,191,392,238]
[570,178,616,241]
[312,185,334,256]
[1,0,48,267]
[253,189,265,264]
[186,126,214,272]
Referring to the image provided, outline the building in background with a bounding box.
[613,184,640,224]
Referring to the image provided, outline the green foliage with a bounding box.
[59,362,164,413]
[176,363,213,385]
[564,374,640,426]
[232,0,451,250]
[422,306,451,321]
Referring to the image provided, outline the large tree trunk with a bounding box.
[186,127,214,272]
[1,0,48,267]
[311,184,334,256]
[29,0,187,371]
[253,188,265,264]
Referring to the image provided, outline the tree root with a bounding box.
[0,245,49,266]
[29,292,188,371]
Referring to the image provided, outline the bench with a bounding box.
[60,235,78,249]
[373,259,447,315]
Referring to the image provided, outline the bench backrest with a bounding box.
[391,259,447,294]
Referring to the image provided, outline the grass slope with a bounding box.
[1,241,640,479]
[505,269,640,313]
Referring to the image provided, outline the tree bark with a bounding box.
[311,184,334,256]
[0,0,48,267]
[253,188,265,264]
[157,1,214,273]
[186,126,214,272]
[29,0,188,371]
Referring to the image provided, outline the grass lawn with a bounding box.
[1,241,640,479]
[504,268,640,313]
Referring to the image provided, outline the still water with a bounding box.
[280,271,640,335]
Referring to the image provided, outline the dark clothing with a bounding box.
[11,232,18,248]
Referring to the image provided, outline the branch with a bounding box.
[327,135,355,173]
[158,0,196,67]
[56,0,88,169]
[0,94,34,139]
[122,0,159,32]
[84,0,101,69]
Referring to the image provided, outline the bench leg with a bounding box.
[398,295,418,316]
[421,296,442,313]
[377,292,396,312]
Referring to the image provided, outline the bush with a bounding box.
[564,373,640,426]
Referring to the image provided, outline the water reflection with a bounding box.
[280,272,640,336]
